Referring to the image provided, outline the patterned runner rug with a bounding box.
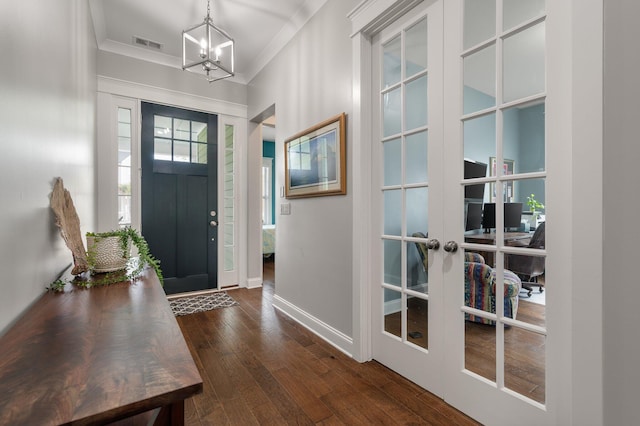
[169,292,239,316]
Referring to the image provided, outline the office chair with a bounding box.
[505,222,546,297]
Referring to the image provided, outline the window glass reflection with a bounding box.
[384,190,402,236]
[464,45,496,114]
[463,0,496,50]
[384,138,402,186]
[406,132,428,184]
[463,114,496,167]
[405,76,428,131]
[503,22,545,103]
[407,240,428,295]
[384,240,402,287]
[383,36,402,89]
[383,88,402,137]
[406,187,428,237]
[405,18,428,78]
[503,0,545,30]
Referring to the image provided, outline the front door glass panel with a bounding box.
[117,107,132,228]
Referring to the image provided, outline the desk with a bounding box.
[465,231,531,245]
[0,268,203,425]
[465,232,531,267]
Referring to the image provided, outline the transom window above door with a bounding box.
[153,115,208,164]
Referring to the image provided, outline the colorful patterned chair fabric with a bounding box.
[412,239,520,325]
[464,252,485,264]
[464,258,522,325]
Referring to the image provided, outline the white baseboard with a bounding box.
[246,277,263,289]
[272,295,354,357]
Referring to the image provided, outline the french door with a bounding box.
[371,0,445,395]
[371,1,556,424]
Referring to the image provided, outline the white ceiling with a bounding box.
[89,0,327,84]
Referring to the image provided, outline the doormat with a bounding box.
[169,292,239,316]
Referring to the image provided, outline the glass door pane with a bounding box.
[372,1,444,395]
[458,0,548,408]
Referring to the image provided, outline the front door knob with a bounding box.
[444,241,458,253]
[210,220,218,227]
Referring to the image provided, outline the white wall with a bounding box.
[97,50,247,107]
[603,1,640,424]
[248,0,359,344]
[0,0,97,333]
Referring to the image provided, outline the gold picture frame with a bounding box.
[284,113,346,198]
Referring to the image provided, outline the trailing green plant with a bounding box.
[48,228,163,292]
[86,226,163,285]
[47,279,67,293]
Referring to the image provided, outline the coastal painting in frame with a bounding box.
[285,113,346,198]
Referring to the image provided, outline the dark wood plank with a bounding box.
[0,268,202,425]
[177,258,479,425]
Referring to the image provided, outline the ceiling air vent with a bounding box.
[132,36,163,51]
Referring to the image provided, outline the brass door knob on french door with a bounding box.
[426,239,440,250]
[443,241,458,253]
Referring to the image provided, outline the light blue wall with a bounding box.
[463,87,546,209]
[516,104,545,208]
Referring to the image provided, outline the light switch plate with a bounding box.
[281,203,291,215]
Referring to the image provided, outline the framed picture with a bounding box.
[285,113,346,198]
[489,157,515,202]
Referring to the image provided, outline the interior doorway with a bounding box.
[261,115,276,285]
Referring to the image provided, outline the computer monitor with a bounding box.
[504,202,523,231]
[465,202,483,231]
[464,160,487,200]
[482,202,524,233]
[482,203,496,233]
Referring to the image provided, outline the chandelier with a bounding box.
[182,0,235,82]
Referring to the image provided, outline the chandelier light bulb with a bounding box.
[199,39,207,57]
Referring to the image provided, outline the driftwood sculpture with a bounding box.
[50,177,89,274]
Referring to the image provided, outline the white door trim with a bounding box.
[96,76,250,289]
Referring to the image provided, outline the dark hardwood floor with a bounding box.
[176,259,480,425]
[386,295,546,404]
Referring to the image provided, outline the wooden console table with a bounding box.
[0,268,202,425]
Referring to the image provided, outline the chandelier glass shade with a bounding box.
[182,1,234,82]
